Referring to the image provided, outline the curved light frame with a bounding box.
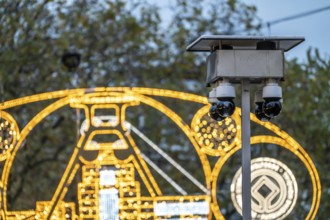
[210,110,321,220]
[0,87,321,220]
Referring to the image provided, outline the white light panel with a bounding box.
[154,201,209,216]
[100,170,116,186]
[99,188,119,220]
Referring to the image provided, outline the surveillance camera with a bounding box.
[254,90,271,122]
[209,103,226,121]
[216,97,235,117]
[208,87,226,121]
[262,80,282,118]
[208,80,236,121]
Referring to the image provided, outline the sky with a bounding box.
[152,0,330,62]
[244,0,330,61]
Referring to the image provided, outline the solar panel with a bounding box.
[186,35,305,52]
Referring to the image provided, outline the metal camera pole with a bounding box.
[241,79,251,219]
[186,35,304,219]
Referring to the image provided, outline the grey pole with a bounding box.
[241,79,251,220]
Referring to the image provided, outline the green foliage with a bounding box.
[275,50,330,218]
[0,0,261,98]
[280,49,330,162]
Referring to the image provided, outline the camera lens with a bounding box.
[209,104,226,121]
[263,98,282,118]
[255,102,271,122]
[216,98,235,117]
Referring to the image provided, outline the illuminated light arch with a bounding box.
[250,113,321,220]
[0,89,212,219]
[0,87,321,220]
[210,134,321,220]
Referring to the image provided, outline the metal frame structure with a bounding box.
[0,87,321,219]
[186,35,305,220]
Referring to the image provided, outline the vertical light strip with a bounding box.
[99,189,119,220]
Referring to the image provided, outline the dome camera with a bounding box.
[262,80,282,118]
[208,87,226,121]
[216,97,235,118]
[254,90,271,122]
[209,103,226,121]
[208,80,236,121]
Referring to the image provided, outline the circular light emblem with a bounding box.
[192,106,240,157]
[231,157,298,219]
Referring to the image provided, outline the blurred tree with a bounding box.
[274,49,330,219]
[0,0,261,98]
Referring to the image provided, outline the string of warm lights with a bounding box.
[0,87,321,220]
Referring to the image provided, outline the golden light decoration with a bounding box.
[191,106,241,157]
[0,111,20,161]
[0,87,321,220]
